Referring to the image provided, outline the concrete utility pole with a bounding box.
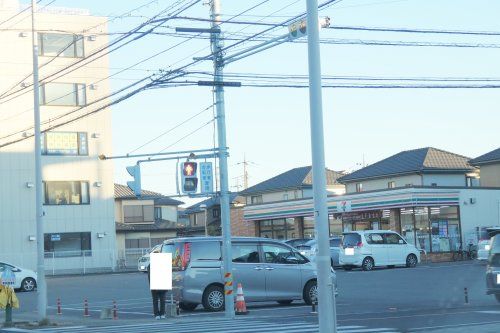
[31,0,47,322]
[305,0,337,332]
[210,0,235,319]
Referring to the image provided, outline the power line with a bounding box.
[128,104,214,154]
[158,118,215,152]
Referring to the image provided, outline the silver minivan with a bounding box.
[161,237,336,311]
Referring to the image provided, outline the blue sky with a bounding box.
[23,0,500,205]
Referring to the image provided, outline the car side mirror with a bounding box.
[12,268,21,272]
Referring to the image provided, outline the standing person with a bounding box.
[147,265,166,319]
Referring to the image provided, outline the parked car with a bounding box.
[478,227,500,261]
[283,238,312,249]
[339,230,420,271]
[137,244,162,272]
[0,262,37,292]
[486,228,500,302]
[160,237,337,311]
[296,237,341,267]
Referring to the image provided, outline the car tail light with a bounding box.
[356,241,363,248]
[181,243,191,271]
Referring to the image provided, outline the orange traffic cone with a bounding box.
[235,283,249,315]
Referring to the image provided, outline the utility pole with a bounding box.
[243,154,248,190]
[306,1,337,332]
[31,0,47,322]
[210,0,234,319]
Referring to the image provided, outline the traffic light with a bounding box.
[181,161,198,194]
[126,164,141,196]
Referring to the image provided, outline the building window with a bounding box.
[44,232,91,257]
[123,205,154,223]
[40,83,86,106]
[43,181,89,205]
[356,183,363,192]
[38,33,84,57]
[125,238,150,249]
[466,176,478,187]
[283,193,289,200]
[431,183,437,187]
[190,214,197,226]
[154,207,162,220]
[212,208,220,218]
[41,132,88,156]
[251,195,263,204]
[388,181,395,189]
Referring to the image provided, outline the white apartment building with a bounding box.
[0,0,115,273]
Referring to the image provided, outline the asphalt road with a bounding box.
[3,261,500,332]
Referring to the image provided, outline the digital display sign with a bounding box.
[41,132,88,155]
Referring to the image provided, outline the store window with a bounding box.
[123,205,154,223]
[303,217,315,238]
[329,215,343,236]
[414,207,431,253]
[400,208,415,245]
[44,232,91,257]
[40,83,86,106]
[38,33,84,57]
[430,206,461,252]
[43,181,89,205]
[258,218,299,240]
[41,132,88,156]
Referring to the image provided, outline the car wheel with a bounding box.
[343,265,352,271]
[202,285,225,312]
[277,300,293,305]
[179,302,198,311]
[362,257,374,271]
[406,254,418,268]
[21,278,37,292]
[303,280,318,305]
[495,294,500,303]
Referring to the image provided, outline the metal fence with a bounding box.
[1,248,151,276]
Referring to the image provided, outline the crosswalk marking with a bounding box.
[7,319,400,333]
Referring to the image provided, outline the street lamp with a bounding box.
[199,204,208,236]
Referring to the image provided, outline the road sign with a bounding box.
[200,162,214,194]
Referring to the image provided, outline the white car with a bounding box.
[339,230,420,271]
[477,227,500,261]
[0,261,37,292]
[137,244,162,272]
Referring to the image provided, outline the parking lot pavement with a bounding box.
[1,261,498,331]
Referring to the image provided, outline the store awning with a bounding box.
[243,188,460,221]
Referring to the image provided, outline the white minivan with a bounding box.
[339,230,420,271]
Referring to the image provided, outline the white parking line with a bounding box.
[408,320,500,331]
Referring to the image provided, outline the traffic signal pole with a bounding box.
[210,0,235,319]
[306,1,337,332]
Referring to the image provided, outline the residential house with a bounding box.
[339,147,479,193]
[114,184,183,261]
[470,147,500,187]
[180,194,249,237]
